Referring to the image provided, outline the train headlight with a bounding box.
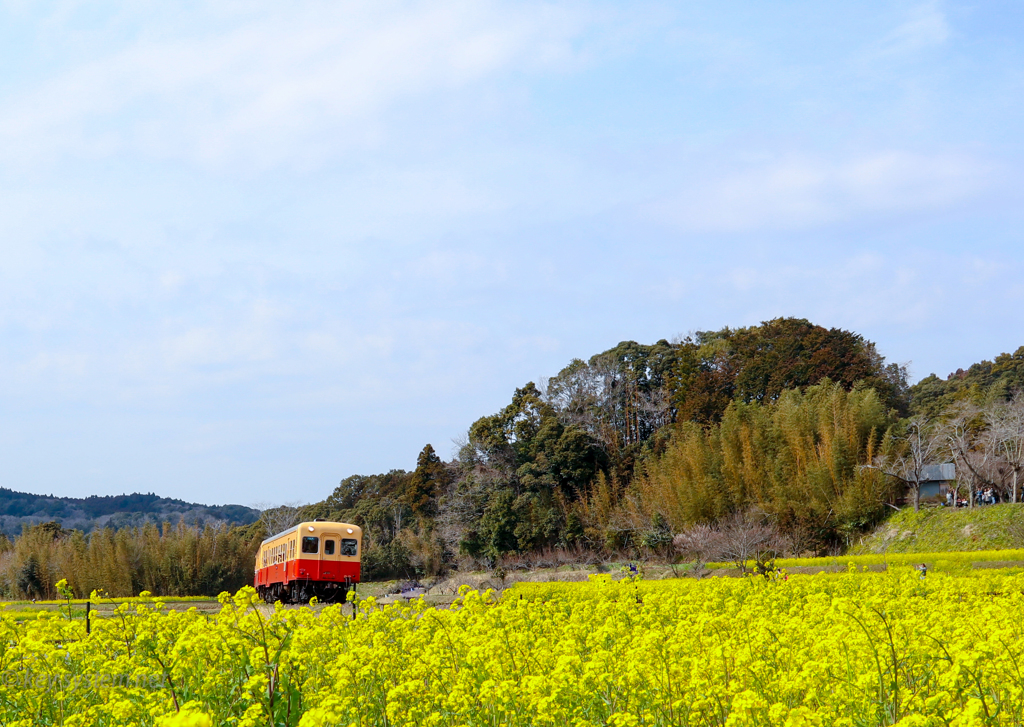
[308,526,315,532]
[347,528,353,533]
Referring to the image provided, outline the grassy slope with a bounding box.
[851,503,1024,554]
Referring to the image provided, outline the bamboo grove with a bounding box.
[0,522,262,600]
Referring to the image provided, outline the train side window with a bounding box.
[302,536,319,554]
[340,538,358,556]
[324,539,335,555]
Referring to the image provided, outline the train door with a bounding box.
[321,532,340,581]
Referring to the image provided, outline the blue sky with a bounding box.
[1,1,1022,506]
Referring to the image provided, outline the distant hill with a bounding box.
[910,346,1024,418]
[0,488,259,538]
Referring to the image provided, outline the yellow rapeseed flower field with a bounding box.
[1,567,1024,726]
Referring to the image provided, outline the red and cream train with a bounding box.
[254,520,362,604]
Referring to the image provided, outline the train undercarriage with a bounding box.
[257,580,352,605]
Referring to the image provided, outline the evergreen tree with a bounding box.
[406,444,447,519]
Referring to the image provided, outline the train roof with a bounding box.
[260,520,360,546]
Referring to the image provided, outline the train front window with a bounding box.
[324,539,335,555]
[302,536,319,554]
[341,538,358,556]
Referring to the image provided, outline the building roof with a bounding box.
[921,463,955,482]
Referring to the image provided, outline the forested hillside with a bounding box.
[285,319,1024,579]
[6,316,1024,598]
[0,489,259,538]
[909,346,1024,418]
[284,317,916,577]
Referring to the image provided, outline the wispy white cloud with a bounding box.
[710,248,1023,367]
[0,0,1021,502]
[0,1,590,170]
[651,149,993,232]
[872,2,950,58]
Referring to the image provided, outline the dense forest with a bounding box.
[5,317,1024,598]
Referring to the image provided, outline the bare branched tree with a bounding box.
[253,501,304,538]
[943,404,999,509]
[544,354,672,452]
[874,416,941,511]
[990,394,1024,503]
[672,523,719,578]
[716,510,790,575]
[675,510,788,576]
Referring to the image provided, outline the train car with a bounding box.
[254,520,362,604]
